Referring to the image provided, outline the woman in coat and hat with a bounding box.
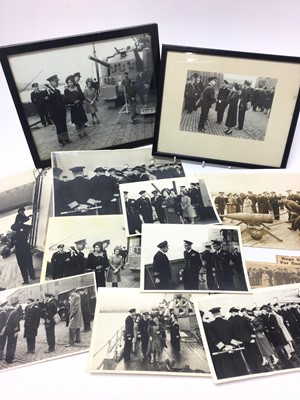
[224,83,241,134]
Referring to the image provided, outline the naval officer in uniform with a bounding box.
[182,240,202,290]
[152,241,172,290]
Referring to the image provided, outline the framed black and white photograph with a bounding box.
[0,169,52,290]
[51,148,185,217]
[87,288,210,376]
[0,273,96,371]
[119,176,221,237]
[152,45,300,168]
[0,24,159,168]
[40,215,141,289]
[140,224,250,293]
[200,170,300,250]
[194,284,300,383]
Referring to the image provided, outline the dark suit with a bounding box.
[135,197,153,223]
[45,87,69,144]
[31,89,51,125]
[198,85,216,131]
[151,195,166,223]
[24,305,40,353]
[125,198,142,234]
[205,317,248,379]
[216,87,230,123]
[51,250,70,279]
[62,176,96,215]
[183,249,201,290]
[238,87,251,129]
[0,308,8,360]
[4,309,20,363]
[210,249,234,290]
[153,251,172,289]
[90,175,118,214]
[124,315,134,362]
[44,299,57,352]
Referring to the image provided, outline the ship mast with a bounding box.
[93,43,100,94]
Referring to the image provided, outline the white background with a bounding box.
[0,0,299,397]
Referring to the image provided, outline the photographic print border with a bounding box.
[0,23,160,169]
[152,44,300,169]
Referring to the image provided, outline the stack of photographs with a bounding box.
[1,24,300,386]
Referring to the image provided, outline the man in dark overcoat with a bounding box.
[3,303,22,364]
[238,80,251,130]
[198,76,217,132]
[135,190,153,223]
[152,241,172,290]
[124,308,136,362]
[124,191,142,234]
[0,304,8,360]
[51,244,70,279]
[30,82,52,126]
[43,293,57,353]
[138,312,150,360]
[62,166,96,216]
[90,167,119,214]
[79,289,92,332]
[24,298,40,354]
[182,240,201,290]
[210,240,235,290]
[215,80,230,123]
[205,307,248,379]
[44,75,70,146]
[214,192,226,220]
[151,190,166,223]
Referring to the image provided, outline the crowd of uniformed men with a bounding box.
[213,189,300,231]
[150,238,247,292]
[183,73,275,135]
[201,301,300,380]
[53,162,184,216]
[0,289,93,365]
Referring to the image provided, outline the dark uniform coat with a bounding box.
[62,176,95,214]
[124,315,134,362]
[153,251,172,290]
[183,249,201,290]
[210,249,235,290]
[135,197,153,223]
[198,85,216,130]
[24,305,40,339]
[125,198,142,234]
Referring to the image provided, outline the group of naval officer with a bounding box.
[53,163,184,216]
[150,238,246,291]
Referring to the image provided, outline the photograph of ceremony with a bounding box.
[40,215,141,289]
[0,169,52,290]
[194,284,300,383]
[180,70,276,140]
[87,288,210,376]
[201,171,300,250]
[0,273,96,372]
[141,224,250,293]
[1,25,158,166]
[51,148,185,217]
[120,176,220,236]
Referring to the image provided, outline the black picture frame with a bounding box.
[0,24,160,169]
[152,44,300,169]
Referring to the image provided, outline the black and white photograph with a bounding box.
[40,215,141,289]
[119,176,220,236]
[51,148,185,217]
[0,273,96,372]
[181,70,276,139]
[152,45,300,168]
[87,288,210,376]
[0,169,52,290]
[0,24,159,168]
[201,171,300,250]
[141,224,250,293]
[194,284,300,383]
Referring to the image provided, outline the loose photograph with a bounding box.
[153,45,300,168]
[194,284,300,383]
[87,288,210,376]
[0,169,52,290]
[0,273,96,372]
[247,259,300,289]
[141,224,250,293]
[0,24,159,168]
[119,176,220,236]
[201,171,300,250]
[51,148,185,217]
[40,215,141,289]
